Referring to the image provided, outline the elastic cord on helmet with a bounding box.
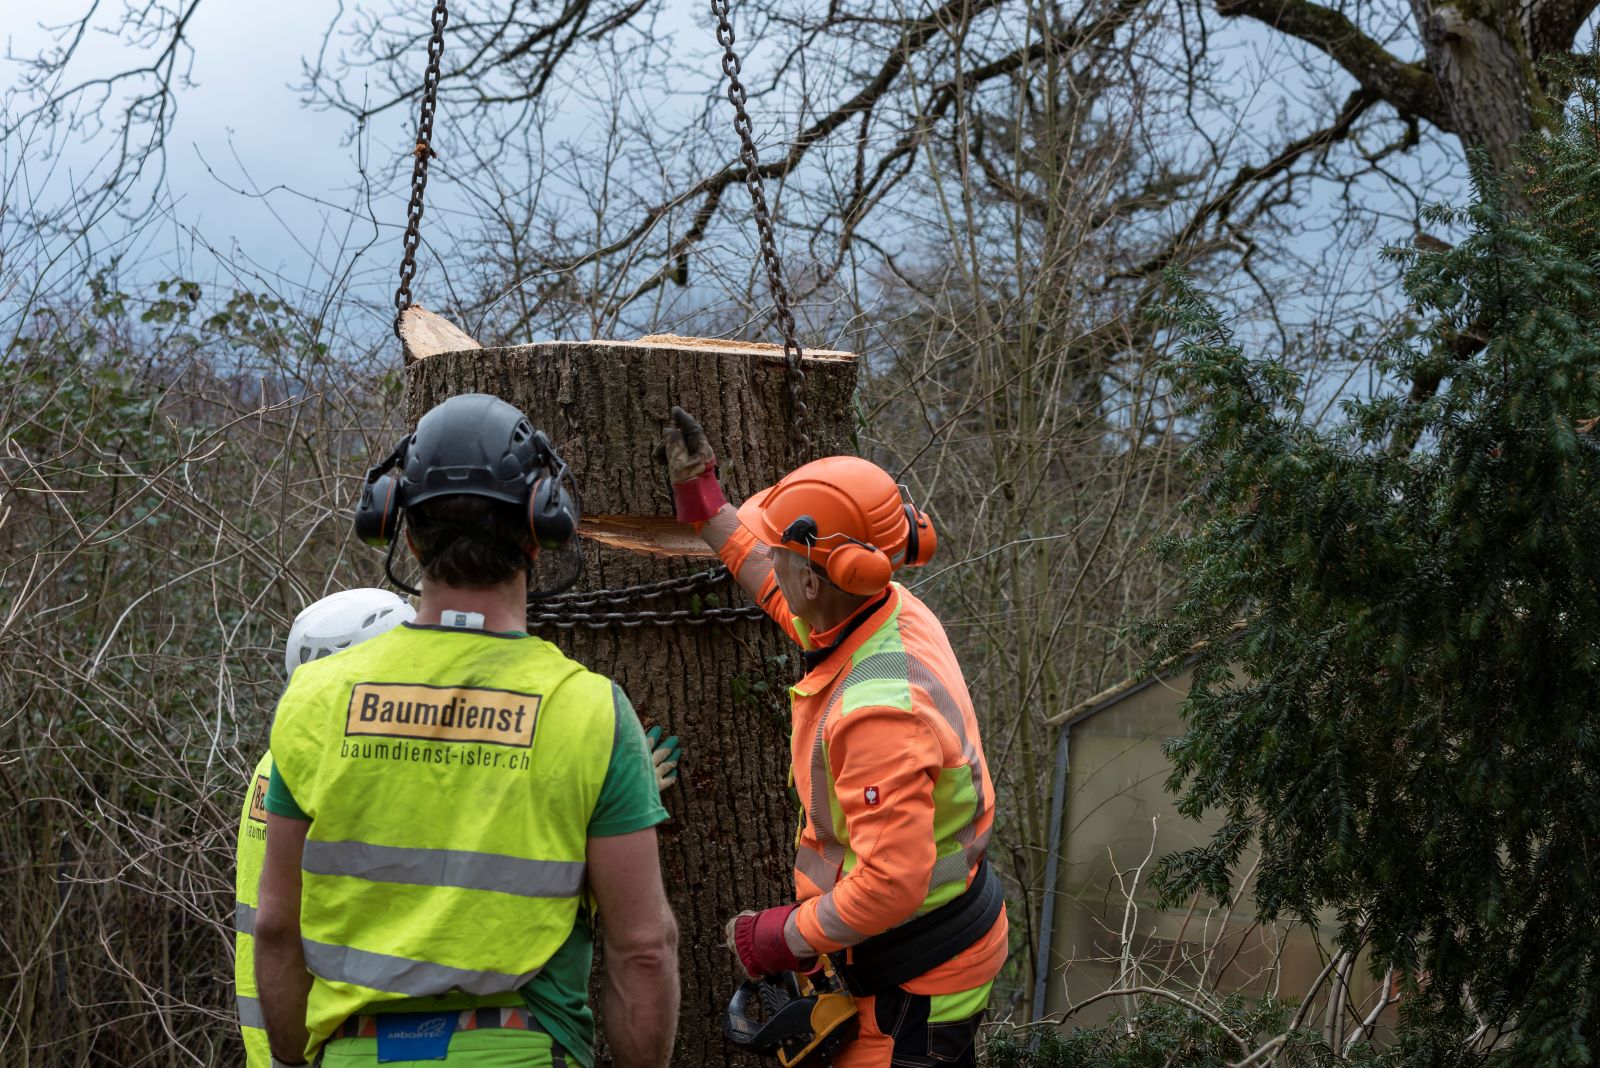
[383,517,421,596]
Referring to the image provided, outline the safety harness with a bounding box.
[830,859,1004,997]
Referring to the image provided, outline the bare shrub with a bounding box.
[0,277,398,1064]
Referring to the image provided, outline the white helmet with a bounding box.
[285,588,415,680]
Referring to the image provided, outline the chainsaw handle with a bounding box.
[724,980,770,1051]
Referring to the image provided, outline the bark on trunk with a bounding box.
[1411,0,1542,182]
[406,336,859,1067]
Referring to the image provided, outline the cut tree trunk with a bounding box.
[398,305,482,365]
[406,333,859,1067]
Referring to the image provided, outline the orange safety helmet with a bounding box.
[738,456,937,595]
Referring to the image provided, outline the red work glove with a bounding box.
[660,406,727,525]
[727,904,810,979]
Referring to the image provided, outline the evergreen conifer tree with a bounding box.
[1149,54,1600,1063]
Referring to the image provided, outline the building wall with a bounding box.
[1040,669,1391,1037]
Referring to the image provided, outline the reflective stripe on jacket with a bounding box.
[719,526,1007,993]
[235,751,272,1068]
[269,625,616,1057]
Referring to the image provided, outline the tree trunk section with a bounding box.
[1412,0,1541,184]
[406,337,859,1067]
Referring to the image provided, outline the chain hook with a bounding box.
[394,0,451,338]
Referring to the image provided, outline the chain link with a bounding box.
[527,565,767,629]
[528,604,768,630]
[393,0,450,338]
[535,565,730,608]
[710,0,812,464]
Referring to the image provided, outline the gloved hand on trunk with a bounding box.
[658,405,727,525]
[647,725,680,790]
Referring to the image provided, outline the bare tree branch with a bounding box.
[1117,88,1380,280]
[1214,0,1452,129]
[1527,0,1600,59]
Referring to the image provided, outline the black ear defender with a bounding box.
[901,503,937,568]
[352,430,582,552]
[354,436,412,548]
[526,430,581,549]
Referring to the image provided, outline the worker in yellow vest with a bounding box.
[236,588,417,1067]
[238,593,682,1067]
[253,394,680,1068]
[662,408,1005,1068]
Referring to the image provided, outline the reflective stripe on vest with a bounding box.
[800,607,989,912]
[302,841,585,898]
[237,994,266,1030]
[301,938,544,996]
[235,752,272,1068]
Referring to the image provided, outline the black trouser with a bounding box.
[852,986,986,1068]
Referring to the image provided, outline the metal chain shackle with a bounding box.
[393,0,451,337]
[710,0,812,464]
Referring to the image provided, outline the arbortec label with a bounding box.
[345,682,540,748]
[247,774,270,823]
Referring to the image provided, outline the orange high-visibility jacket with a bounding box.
[720,528,1007,994]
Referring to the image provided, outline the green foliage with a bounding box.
[984,997,1370,1068]
[1146,59,1600,1063]
[732,652,797,723]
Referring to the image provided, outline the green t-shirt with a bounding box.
[264,634,666,1068]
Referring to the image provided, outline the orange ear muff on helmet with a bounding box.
[826,541,895,595]
[780,514,895,596]
[902,504,936,568]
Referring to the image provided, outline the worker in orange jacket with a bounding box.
[660,407,1007,1068]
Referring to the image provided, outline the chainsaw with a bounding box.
[724,957,858,1068]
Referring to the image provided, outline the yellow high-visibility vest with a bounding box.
[270,625,615,1057]
[234,752,272,1068]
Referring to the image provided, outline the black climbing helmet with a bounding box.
[354,393,580,553]
[402,393,547,508]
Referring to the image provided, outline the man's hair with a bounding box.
[408,495,532,589]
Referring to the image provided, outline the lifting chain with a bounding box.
[710,0,812,465]
[392,0,450,338]
[389,0,805,629]
[527,565,767,629]
[531,0,818,630]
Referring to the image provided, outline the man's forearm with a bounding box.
[700,505,776,599]
[602,924,680,1068]
[255,929,313,1063]
[699,503,738,552]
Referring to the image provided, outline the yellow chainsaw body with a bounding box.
[725,955,860,1068]
[775,988,858,1068]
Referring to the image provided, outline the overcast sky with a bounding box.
[7,0,449,332]
[3,0,1481,366]
[4,1,740,342]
